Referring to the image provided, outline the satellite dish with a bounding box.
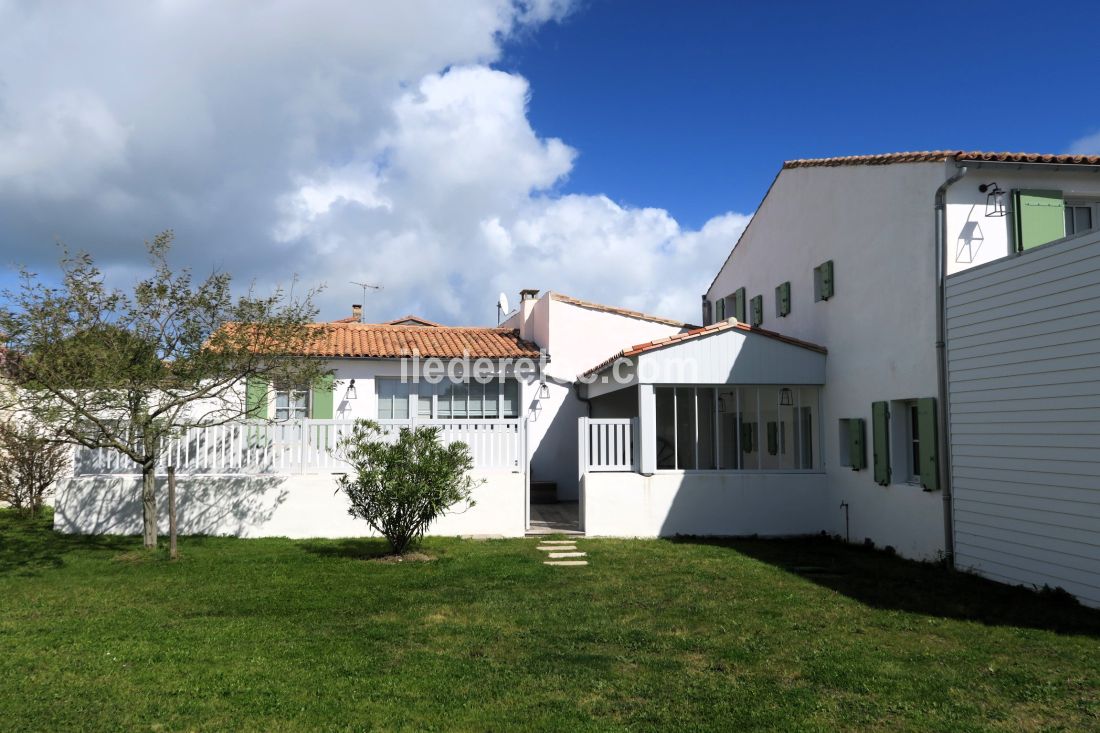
[498,292,510,314]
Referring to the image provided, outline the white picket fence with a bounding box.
[580,417,637,472]
[72,419,525,476]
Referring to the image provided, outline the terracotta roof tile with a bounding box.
[581,319,826,378]
[549,292,696,328]
[299,323,540,359]
[783,150,1100,169]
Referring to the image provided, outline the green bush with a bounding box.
[335,419,477,555]
[0,420,68,517]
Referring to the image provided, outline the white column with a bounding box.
[638,384,656,475]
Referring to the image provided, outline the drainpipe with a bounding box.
[935,162,967,567]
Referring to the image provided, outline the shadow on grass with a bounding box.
[299,537,394,561]
[0,510,134,575]
[670,534,1100,637]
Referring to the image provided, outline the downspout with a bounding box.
[934,162,967,567]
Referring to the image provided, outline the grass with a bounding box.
[0,511,1097,732]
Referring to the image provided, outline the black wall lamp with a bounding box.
[344,379,357,400]
[779,387,793,406]
[979,182,1007,217]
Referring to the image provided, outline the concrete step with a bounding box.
[544,560,588,566]
[537,545,576,551]
[548,552,586,559]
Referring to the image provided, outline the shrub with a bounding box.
[0,420,68,517]
[335,419,477,555]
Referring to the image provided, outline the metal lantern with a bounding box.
[779,387,793,406]
[344,379,358,400]
[979,182,1006,217]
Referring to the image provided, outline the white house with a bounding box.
[55,149,1100,607]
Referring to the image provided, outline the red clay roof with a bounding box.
[300,323,540,359]
[549,292,695,329]
[581,319,826,378]
[783,150,1100,169]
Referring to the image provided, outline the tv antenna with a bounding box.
[350,280,382,303]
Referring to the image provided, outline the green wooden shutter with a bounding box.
[1012,190,1064,251]
[750,295,763,326]
[309,374,335,419]
[734,287,746,322]
[916,397,939,491]
[715,297,725,321]
[776,281,791,317]
[767,421,778,455]
[848,418,866,470]
[740,421,753,453]
[820,260,834,300]
[872,401,890,485]
[246,377,269,419]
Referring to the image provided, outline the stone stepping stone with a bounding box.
[537,545,576,551]
[548,552,586,559]
[538,540,578,545]
[544,560,588,566]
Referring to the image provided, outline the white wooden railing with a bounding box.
[72,418,525,476]
[580,417,637,472]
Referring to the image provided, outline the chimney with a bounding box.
[351,304,362,323]
[518,289,540,342]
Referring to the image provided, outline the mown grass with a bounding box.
[0,510,1097,732]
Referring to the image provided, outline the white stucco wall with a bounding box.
[944,167,1100,275]
[53,470,526,539]
[706,162,948,558]
[525,295,687,499]
[583,471,829,538]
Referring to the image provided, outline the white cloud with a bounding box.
[1068,130,1100,155]
[0,1,747,326]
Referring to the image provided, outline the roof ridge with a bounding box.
[784,150,1100,169]
[547,291,695,328]
[580,319,826,378]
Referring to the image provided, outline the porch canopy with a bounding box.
[578,320,826,473]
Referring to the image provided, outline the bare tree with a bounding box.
[0,231,329,548]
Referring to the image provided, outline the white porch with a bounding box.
[576,321,829,538]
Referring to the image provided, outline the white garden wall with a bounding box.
[582,471,829,538]
[53,470,526,539]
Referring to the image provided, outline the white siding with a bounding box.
[946,228,1100,607]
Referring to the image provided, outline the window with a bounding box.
[888,400,923,483]
[775,281,791,317]
[376,379,409,420]
[379,377,521,420]
[749,295,763,327]
[813,260,834,302]
[908,404,921,483]
[656,386,818,471]
[274,386,309,421]
[1065,200,1099,237]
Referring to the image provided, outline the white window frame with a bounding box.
[274,386,310,421]
[1064,199,1100,237]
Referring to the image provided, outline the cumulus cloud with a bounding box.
[1067,129,1100,155]
[0,0,746,325]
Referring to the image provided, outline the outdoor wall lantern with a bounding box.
[539,381,550,399]
[344,379,357,400]
[979,182,1007,217]
[779,387,793,406]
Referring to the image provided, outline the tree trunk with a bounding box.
[167,465,178,560]
[141,462,158,549]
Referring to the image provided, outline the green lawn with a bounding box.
[0,512,1097,732]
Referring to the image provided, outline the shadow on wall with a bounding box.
[54,475,290,537]
[530,385,587,499]
[670,535,1100,637]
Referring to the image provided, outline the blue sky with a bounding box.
[502,0,1100,229]
[1,1,1098,323]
